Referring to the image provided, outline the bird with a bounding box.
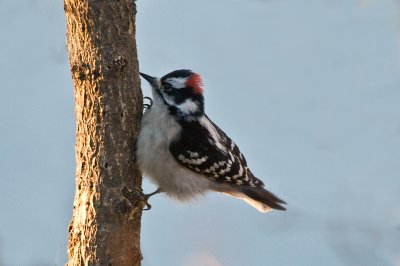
[135,69,286,212]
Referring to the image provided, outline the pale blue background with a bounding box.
[0,0,399,265]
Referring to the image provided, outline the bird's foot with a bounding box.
[121,186,161,210]
[143,96,153,111]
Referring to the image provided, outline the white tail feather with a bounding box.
[223,192,273,213]
[241,195,272,213]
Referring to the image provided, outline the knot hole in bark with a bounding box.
[71,63,101,82]
[112,55,127,70]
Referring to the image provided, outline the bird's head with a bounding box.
[140,69,205,118]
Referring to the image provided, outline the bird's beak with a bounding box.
[140,72,158,87]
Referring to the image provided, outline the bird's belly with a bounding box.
[136,113,210,201]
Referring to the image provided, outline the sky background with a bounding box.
[0,0,399,265]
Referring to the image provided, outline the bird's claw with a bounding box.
[143,96,153,111]
[121,186,160,211]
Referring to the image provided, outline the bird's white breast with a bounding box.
[135,97,211,201]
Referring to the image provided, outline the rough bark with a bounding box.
[64,0,143,265]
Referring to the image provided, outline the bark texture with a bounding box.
[64,0,143,265]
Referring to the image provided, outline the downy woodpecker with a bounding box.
[136,70,286,212]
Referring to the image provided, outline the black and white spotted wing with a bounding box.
[169,115,263,187]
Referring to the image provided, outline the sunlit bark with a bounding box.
[64,0,143,265]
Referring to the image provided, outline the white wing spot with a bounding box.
[189,151,199,158]
[238,165,243,176]
[230,142,235,150]
[188,156,208,165]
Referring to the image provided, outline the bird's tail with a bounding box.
[236,186,286,213]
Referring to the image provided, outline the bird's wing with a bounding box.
[169,115,264,187]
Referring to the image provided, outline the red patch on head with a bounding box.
[185,73,204,94]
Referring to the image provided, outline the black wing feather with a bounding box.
[169,116,263,187]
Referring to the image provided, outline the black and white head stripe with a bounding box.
[161,70,192,90]
[156,70,205,118]
[162,69,194,80]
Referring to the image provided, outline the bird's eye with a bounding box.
[163,83,173,92]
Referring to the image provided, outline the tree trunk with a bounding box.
[64,0,143,265]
